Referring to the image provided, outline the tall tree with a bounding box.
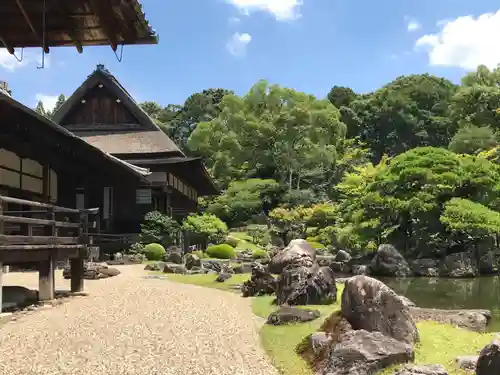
[51,94,66,117]
[35,101,47,117]
[188,80,347,189]
[327,86,357,108]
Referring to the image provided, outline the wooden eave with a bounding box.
[0,0,158,55]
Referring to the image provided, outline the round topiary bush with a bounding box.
[252,249,268,259]
[206,244,236,259]
[143,243,166,261]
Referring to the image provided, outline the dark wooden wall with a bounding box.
[61,86,138,127]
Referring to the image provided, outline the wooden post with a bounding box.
[39,257,55,301]
[70,256,84,293]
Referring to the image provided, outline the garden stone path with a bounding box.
[0,265,279,375]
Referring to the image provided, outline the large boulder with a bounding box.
[184,253,201,270]
[324,330,414,375]
[163,263,188,274]
[277,265,337,306]
[266,306,320,325]
[370,244,411,277]
[335,250,352,263]
[439,251,478,277]
[241,263,277,297]
[268,239,316,274]
[411,258,439,277]
[164,252,183,264]
[476,338,500,375]
[341,276,419,345]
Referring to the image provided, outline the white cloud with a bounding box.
[225,0,302,21]
[35,94,59,112]
[415,10,500,70]
[226,32,252,57]
[0,48,51,72]
[407,20,421,32]
[229,16,241,24]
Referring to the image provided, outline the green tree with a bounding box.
[343,74,457,161]
[188,80,347,189]
[182,213,228,245]
[327,86,357,108]
[448,125,498,154]
[50,94,66,118]
[35,100,48,117]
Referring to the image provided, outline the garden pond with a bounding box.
[382,276,500,331]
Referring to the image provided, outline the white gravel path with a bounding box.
[0,265,278,375]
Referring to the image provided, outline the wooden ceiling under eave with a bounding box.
[0,0,158,55]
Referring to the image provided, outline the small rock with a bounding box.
[144,262,165,271]
[215,273,232,283]
[164,252,183,264]
[455,355,478,371]
[266,306,320,325]
[308,332,332,356]
[184,253,201,270]
[394,364,448,375]
[163,263,187,274]
[370,244,411,277]
[411,259,439,277]
[335,250,352,263]
[352,264,368,275]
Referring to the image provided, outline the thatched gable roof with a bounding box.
[52,65,184,156]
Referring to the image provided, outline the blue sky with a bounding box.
[1,0,499,111]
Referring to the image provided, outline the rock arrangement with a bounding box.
[62,262,121,280]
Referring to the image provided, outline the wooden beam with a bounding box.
[0,36,14,55]
[0,262,3,313]
[89,0,119,51]
[15,0,50,54]
[51,0,83,54]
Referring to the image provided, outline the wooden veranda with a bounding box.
[0,195,99,311]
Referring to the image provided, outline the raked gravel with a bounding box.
[0,265,279,375]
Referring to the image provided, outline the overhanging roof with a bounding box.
[0,0,158,54]
[0,91,151,182]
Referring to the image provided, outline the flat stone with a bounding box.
[455,355,478,371]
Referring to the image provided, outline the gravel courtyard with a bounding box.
[0,265,278,375]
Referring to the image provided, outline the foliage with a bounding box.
[448,125,497,154]
[252,249,269,259]
[188,80,347,189]
[182,213,228,244]
[128,242,145,254]
[306,241,325,249]
[205,179,283,226]
[247,225,269,246]
[224,236,240,247]
[190,250,208,259]
[143,243,166,261]
[35,94,66,119]
[140,211,181,247]
[206,244,236,259]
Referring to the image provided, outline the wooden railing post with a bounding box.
[71,210,88,293]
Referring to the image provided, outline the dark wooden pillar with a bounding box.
[39,257,55,301]
[70,256,84,292]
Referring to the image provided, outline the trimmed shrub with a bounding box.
[307,241,325,250]
[128,242,145,254]
[206,244,236,259]
[143,243,166,261]
[252,249,268,259]
[225,236,240,247]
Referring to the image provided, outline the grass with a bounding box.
[229,231,266,252]
[160,272,494,375]
[162,272,251,292]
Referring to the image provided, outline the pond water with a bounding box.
[381,277,500,332]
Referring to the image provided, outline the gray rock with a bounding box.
[330,261,351,274]
[215,273,232,283]
[266,306,320,325]
[341,275,419,345]
[278,265,337,306]
[268,239,316,274]
[164,252,183,264]
[63,262,119,280]
[184,253,201,270]
[352,265,369,275]
[394,364,448,375]
[144,262,165,271]
[241,263,277,297]
[439,251,478,278]
[455,355,478,371]
[317,255,336,267]
[163,263,187,274]
[335,250,352,263]
[411,258,439,277]
[324,330,414,375]
[476,338,500,375]
[370,244,411,277]
[233,263,253,274]
[479,251,497,275]
[308,332,332,357]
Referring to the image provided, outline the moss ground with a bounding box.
[161,273,493,375]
